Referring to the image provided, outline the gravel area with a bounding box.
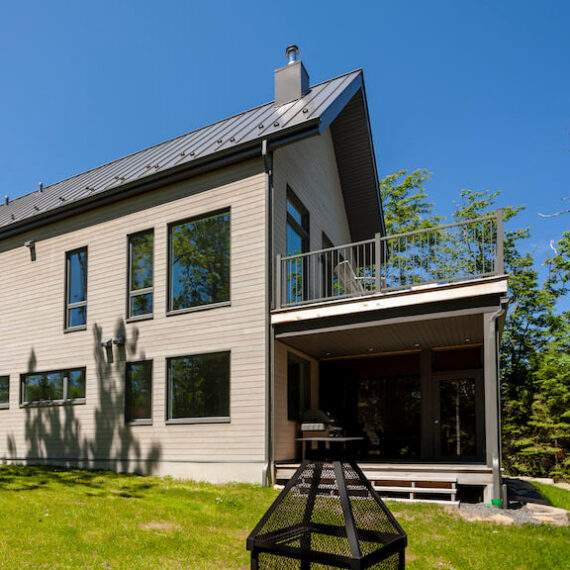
[458,503,540,525]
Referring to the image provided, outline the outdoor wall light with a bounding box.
[113,336,125,346]
[25,239,36,261]
[100,339,113,348]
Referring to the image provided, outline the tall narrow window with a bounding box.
[125,361,152,424]
[167,351,230,422]
[65,247,87,330]
[286,188,309,304]
[0,376,9,409]
[287,353,311,421]
[169,210,230,312]
[128,230,154,318]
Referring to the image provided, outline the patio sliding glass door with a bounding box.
[434,372,485,461]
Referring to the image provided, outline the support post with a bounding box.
[375,232,382,292]
[495,209,504,275]
[420,349,433,460]
[483,312,502,503]
[275,254,282,309]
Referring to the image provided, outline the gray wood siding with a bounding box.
[273,341,319,462]
[0,159,268,481]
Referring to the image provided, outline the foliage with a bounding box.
[0,465,569,569]
[510,317,570,477]
[379,174,570,479]
[379,169,442,233]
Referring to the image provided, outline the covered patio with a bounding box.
[271,279,507,503]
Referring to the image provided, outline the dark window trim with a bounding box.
[125,359,153,425]
[165,350,231,423]
[0,374,9,409]
[287,352,311,422]
[167,207,231,314]
[64,247,88,332]
[20,367,86,406]
[286,186,309,250]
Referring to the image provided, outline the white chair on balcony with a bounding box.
[334,260,366,296]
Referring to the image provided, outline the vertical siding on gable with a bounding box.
[273,129,352,258]
[0,159,268,482]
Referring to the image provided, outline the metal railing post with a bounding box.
[495,209,504,275]
[275,254,282,309]
[375,233,381,292]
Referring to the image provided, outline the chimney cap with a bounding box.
[285,44,299,64]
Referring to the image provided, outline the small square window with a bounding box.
[167,352,230,421]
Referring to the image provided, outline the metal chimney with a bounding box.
[274,44,310,106]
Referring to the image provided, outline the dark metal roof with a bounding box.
[0,69,382,238]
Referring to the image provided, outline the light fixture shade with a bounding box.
[247,460,407,569]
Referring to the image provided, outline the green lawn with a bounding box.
[532,481,570,511]
[0,465,568,569]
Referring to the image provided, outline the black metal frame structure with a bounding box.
[247,460,407,569]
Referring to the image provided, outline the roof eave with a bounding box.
[0,119,322,240]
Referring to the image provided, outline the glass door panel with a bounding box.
[436,374,484,461]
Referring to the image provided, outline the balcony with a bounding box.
[275,210,504,310]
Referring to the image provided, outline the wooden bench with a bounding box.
[367,475,458,505]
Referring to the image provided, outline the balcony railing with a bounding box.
[275,210,504,309]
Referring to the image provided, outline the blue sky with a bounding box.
[1,0,568,308]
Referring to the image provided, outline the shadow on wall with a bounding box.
[17,318,161,475]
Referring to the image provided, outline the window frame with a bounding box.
[0,375,9,409]
[165,350,231,424]
[126,229,155,322]
[20,367,86,407]
[287,352,311,422]
[167,208,231,316]
[286,187,310,254]
[286,187,310,303]
[125,360,153,425]
[64,247,88,332]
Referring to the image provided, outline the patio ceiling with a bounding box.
[275,313,484,359]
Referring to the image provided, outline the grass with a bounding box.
[0,465,568,569]
[532,481,570,511]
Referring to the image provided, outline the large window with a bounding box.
[128,230,154,318]
[167,351,230,422]
[125,361,152,424]
[0,376,8,409]
[21,368,86,405]
[169,210,230,313]
[286,188,309,304]
[287,353,311,421]
[65,248,87,330]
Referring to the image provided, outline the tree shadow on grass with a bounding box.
[7,318,162,490]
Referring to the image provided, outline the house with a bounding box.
[0,47,508,504]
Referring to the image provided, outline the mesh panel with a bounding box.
[367,553,401,570]
[256,553,401,570]
[343,463,399,536]
[250,461,406,569]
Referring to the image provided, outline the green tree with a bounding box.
[379,169,441,233]
[511,315,570,477]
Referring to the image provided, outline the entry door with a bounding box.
[434,371,485,461]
